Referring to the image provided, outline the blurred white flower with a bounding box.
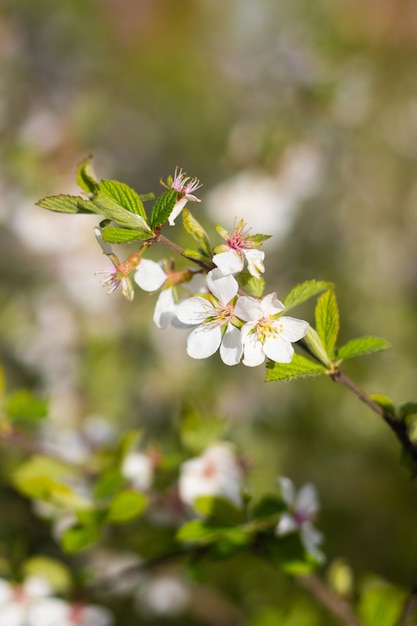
[121,452,154,491]
[235,293,309,367]
[276,476,325,563]
[135,575,190,618]
[176,269,242,366]
[0,576,54,626]
[30,599,113,626]
[179,443,243,509]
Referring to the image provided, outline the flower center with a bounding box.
[200,302,233,328]
[254,316,279,344]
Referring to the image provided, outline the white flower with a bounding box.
[134,259,176,329]
[276,477,325,563]
[234,293,309,367]
[175,269,243,366]
[135,575,190,618]
[0,576,55,626]
[179,443,243,509]
[213,220,267,277]
[121,452,154,491]
[30,599,113,626]
[163,167,202,226]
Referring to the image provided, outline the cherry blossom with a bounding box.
[0,576,57,626]
[178,443,243,509]
[234,293,309,367]
[163,167,202,226]
[175,269,242,366]
[121,452,154,491]
[213,220,267,277]
[276,477,325,563]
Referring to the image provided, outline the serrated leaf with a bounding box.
[369,394,396,417]
[100,226,151,244]
[265,354,326,382]
[193,496,243,526]
[36,195,94,215]
[92,192,150,231]
[6,389,48,422]
[358,583,403,626]
[246,233,271,246]
[149,189,177,228]
[315,289,339,358]
[336,336,390,361]
[76,155,98,195]
[283,280,333,311]
[107,489,148,523]
[61,524,100,553]
[24,557,72,593]
[182,209,212,256]
[100,179,147,220]
[238,273,265,298]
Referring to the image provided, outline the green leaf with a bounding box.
[246,233,271,246]
[99,179,148,220]
[36,195,94,215]
[94,470,125,500]
[358,582,404,626]
[182,209,212,255]
[399,401,417,420]
[6,389,48,422]
[238,273,265,298]
[149,189,177,228]
[283,280,333,311]
[76,155,99,195]
[193,496,244,526]
[209,527,250,559]
[61,524,100,553]
[315,289,339,358]
[252,495,286,520]
[336,336,390,361]
[107,489,148,523]
[265,354,326,382]
[24,556,72,593]
[92,191,150,231]
[177,520,220,544]
[182,248,211,264]
[369,394,396,417]
[100,226,151,244]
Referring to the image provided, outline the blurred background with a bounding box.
[1,0,417,624]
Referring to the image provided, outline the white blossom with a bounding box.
[276,477,325,563]
[165,167,202,226]
[213,220,266,277]
[134,259,176,329]
[179,443,243,509]
[176,269,242,366]
[135,575,190,618]
[121,452,154,491]
[234,293,309,367]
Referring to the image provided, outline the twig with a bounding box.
[299,574,361,626]
[398,583,417,626]
[330,369,417,470]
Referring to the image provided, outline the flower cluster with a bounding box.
[94,168,309,367]
[0,576,112,626]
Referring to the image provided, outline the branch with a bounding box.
[299,574,361,626]
[330,369,417,471]
[398,583,417,626]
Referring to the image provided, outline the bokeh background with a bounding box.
[1,0,417,624]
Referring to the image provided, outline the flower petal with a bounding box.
[296,484,319,518]
[206,269,238,306]
[301,524,325,562]
[153,289,177,329]
[260,293,285,316]
[241,325,266,367]
[263,334,294,363]
[176,297,213,325]
[220,324,243,366]
[212,250,244,276]
[168,197,188,226]
[276,513,298,535]
[243,249,265,277]
[134,259,167,292]
[278,317,309,342]
[279,476,295,507]
[234,296,263,322]
[186,325,222,359]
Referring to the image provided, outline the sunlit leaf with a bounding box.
[193,495,244,525]
[6,389,48,422]
[358,582,404,626]
[336,336,390,361]
[99,179,148,220]
[76,154,99,195]
[92,191,150,231]
[61,524,101,553]
[24,556,72,593]
[36,195,94,215]
[266,354,326,382]
[369,394,396,417]
[182,209,212,256]
[107,489,148,523]
[283,280,333,311]
[315,289,339,358]
[100,225,151,244]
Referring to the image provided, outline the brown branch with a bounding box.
[330,369,417,471]
[299,574,361,626]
